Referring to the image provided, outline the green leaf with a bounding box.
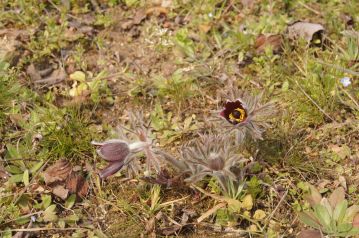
[15,216,30,225]
[5,165,23,174]
[320,198,333,217]
[298,211,321,229]
[23,169,29,186]
[63,214,80,223]
[65,194,77,209]
[313,204,332,232]
[337,223,353,233]
[333,200,348,223]
[70,71,86,82]
[344,227,359,236]
[344,205,359,224]
[30,160,44,174]
[41,194,52,209]
[6,143,20,159]
[8,174,24,184]
[94,229,109,238]
[215,208,229,226]
[227,199,242,213]
[43,204,58,222]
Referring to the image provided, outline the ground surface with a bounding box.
[0,0,359,237]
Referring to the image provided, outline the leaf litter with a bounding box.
[42,160,89,201]
[1,0,359,237]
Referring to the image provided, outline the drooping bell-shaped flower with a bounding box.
[92,140,148,179]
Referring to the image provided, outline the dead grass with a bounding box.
[0,0,358,237]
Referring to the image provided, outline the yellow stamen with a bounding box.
[229,108,246,123]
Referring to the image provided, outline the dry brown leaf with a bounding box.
[0,164,9,180]
[133,9,147,24]
[26,64,42,82]
[121,20,135,30]
[287,21,325,43]
[34,68,67,85]
[297,230,322,238]
[66,173,89,198]
[145,217,156,234]
[241,0,255,9]
[254,34,283,54]
[43,160,72,185]
[198,24,212,33]
[160,225,181,236]
[52,185,69,200]
[146,7,168,16]
[63,28,84,42]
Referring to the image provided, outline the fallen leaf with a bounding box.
[287,21,325,45]
[297,229,322,238]
[26,64,42,81]
[52,185,69,200]
[43,160,72,185]
[145,217,156,234]
[254,34,283,54]
[63,28,84,42]
[330,144,351,160]
[121,19,135,30]
[160,225,182,236]
[241,0,255,9]
[0,35,20,64]
[198,24,212,33]
[146,7,168,17]
[133,9,147,24]
[66,173,89,199]
[0,164,9,180]
[28,63,67,86]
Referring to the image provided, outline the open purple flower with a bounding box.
[220,100,248,125]
[92,139,148,179]
[219,92,277,141]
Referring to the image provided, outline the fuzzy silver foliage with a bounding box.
[159,134,248,193]
[219,90,277,142]
[93,111,161,179]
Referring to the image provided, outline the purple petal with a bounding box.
[220,100,247,125]
[97,141,130,162]
[99,161,125,179]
